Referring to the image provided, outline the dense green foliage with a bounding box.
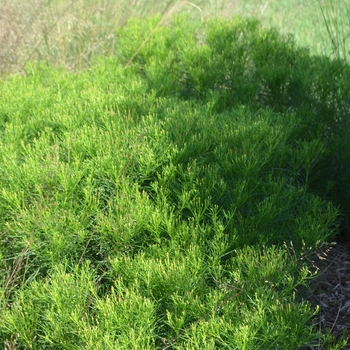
[118,16,350,216]
[0,16,349,349]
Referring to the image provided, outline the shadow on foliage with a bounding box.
[118,16,350,230]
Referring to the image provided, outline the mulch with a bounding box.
[306,234,350,349]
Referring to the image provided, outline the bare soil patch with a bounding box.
[307,234,350,348]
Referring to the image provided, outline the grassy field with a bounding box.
[1,1,350,349]
[1,0,350,75]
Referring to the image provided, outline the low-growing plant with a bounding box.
[0,14,349,350]
[117,15,350,223]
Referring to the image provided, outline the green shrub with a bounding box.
[0,16,348,349]
[116,15,350,223]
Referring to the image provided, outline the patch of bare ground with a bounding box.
[306,233,350,349]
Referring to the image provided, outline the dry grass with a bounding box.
[0,0,212,76]
[1,0,342,77]
[0,0,125,74]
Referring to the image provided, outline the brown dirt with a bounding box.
[306,235,350,349]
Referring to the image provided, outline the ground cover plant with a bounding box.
[1,11,350,350]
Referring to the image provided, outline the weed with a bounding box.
[0,6,350,350]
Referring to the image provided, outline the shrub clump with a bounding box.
[0,16,349,349]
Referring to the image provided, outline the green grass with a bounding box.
[216,0,350,60]
[1,15,350,349]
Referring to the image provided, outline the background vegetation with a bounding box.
[1,0,350,349]
[1,0,350,76]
